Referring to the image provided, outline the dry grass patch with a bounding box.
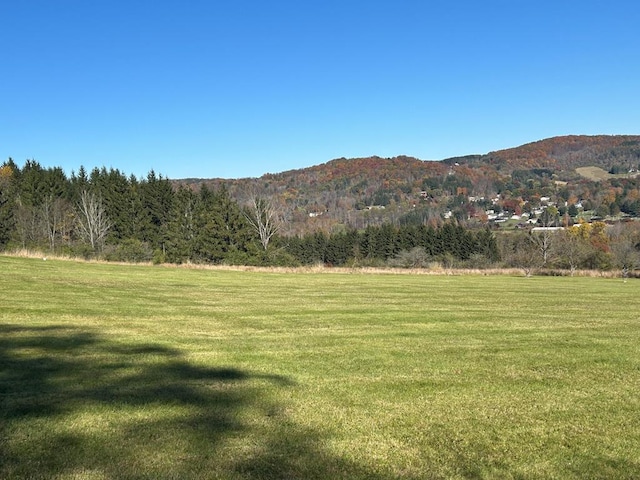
[576,166,611,181]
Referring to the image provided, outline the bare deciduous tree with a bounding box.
[40,195,71,251]
[76,190,111,251]
[555,228,592,276]
[244,194,282,251]
[499,231,539,277]
[528,206,561,266]
[529,228,559,267]
[609,223,640,279]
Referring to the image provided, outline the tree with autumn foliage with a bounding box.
[555,226,593,275]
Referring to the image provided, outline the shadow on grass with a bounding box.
[0,324,389,480]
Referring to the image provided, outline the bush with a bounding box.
[72,244,97,261]
[388,247,431,268]
[152,249,166,265]
[223,250,258,266]
[104,239,153,263]
[264,250,301,267]
[462,253,493,269]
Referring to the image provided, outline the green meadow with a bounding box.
[1,256,639,479]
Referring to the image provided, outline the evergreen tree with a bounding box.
[70,166,89,198]
[192,185,226,262]
[379,223,398,259]
[89,168,134,242]
[17,160,47,207]
[165,185,198,263]
[282,235,307,264]
[475,228,499,262]
[13,160,49,248]
[418,224,438,256]
[288,231,328,265]
[359,226,377,260]
[190,185,256,264]
[126,175,146,241]
[397,224,419,252]
[437,223,456,257]
[0,160,18,248]
[325,230,356,265]
[139,170,174,250]
[310,231,328,264]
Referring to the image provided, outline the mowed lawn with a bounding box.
[1,257,639,479]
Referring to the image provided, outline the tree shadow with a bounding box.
[0,324,390,479]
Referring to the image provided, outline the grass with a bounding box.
[576,166,612,181]
[576,165,640,181]
[1,256,639,479]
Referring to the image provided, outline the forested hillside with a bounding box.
[2,135,639,274]
[180,135,640,235]
[483,135,640,171]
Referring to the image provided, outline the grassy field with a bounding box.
[576,166,612,181]
[576,166,640,181]
[1,256,639,479]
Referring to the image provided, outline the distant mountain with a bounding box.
[175,135,640,234]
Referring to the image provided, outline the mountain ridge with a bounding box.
[177,135,640,183]
[481,134,640,171]
[174,135,640,235]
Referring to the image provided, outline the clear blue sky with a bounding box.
[2,1,639,179]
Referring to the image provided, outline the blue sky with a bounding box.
[2,1,639,179]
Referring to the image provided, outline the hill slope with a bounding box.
[176,135,640,234]
[481,135,640,171]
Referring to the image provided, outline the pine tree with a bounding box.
[0,160,18,248]
[165,186,197,263]
[139,170,174,250]
[190,185,256,264]
[475,228,499,262]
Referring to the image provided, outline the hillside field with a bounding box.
[575,166,611,181]
[1,257,639,479]
[576,165,640,181]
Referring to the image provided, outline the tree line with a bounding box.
[499,221,640,277]
[0,159,255,263]
[1,159,638,275]
[280,224,498,267]
[0,160,498,266]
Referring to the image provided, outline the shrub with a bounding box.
[104,239,153,263]
[388,247,431,268]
